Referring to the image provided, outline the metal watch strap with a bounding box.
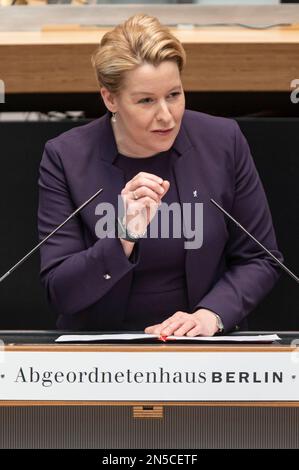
[115,217,145,242]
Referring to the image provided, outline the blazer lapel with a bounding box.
[78,113,126,237]
[174,119,228,313]
[172,121,226,312]
[172,132,206,311]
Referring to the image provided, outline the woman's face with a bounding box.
[102,61,185,157]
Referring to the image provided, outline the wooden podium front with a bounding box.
[0,331,298,449]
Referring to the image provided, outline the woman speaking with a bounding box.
[38,14,282,336]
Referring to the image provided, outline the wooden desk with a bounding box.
[0,332,298,448]
[1,27,299,93]
[1,340,299,406]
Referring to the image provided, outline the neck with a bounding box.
[111,117,159,159]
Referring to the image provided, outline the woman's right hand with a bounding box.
[120,172,170,236]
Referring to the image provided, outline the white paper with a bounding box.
[56,334,158,342]
[55,333,280,343]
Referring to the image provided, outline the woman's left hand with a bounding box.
[144,308,220,337]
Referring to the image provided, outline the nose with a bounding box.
[156,100,173,123]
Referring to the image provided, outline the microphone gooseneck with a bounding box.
[0,188,104,283]
[211,198,299,284]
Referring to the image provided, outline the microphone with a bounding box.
[210,198,299,284]
[0,187,104,283]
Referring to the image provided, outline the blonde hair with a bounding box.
[91,13,186,94]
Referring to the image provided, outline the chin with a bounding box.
[162,141,174,151]
[152,145,171,154]
[155,139,174,151]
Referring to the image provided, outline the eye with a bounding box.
[138,97,153,104]
[168,92,181,99]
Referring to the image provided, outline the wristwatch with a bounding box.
[115,217,146,243]
[214,313,224,333]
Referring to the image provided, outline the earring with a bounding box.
[111,112,117,123]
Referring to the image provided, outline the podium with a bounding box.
[0,331,299,449]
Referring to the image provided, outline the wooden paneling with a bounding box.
[1,28,299,92]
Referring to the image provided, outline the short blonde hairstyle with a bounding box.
[91,13,186,94]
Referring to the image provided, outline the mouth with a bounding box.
[151,128,174,135]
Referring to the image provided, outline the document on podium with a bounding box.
[55,333,280,343]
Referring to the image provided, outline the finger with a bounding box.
[172,320,198,337]
[171,311,188,320]
[144,324,162,335]
[125,197,158,213]
[160,320,185,336]
[161,180,170,196]
[143,318,172,335]
[159,312,191,335]
[129,196,159,210]
[132,172,163,185]
[145,319,179,336]
[158,318,174,329]
[131,186,161,203]
[158,312,188,330]
[129,178,165,197]
[186,323,208,337]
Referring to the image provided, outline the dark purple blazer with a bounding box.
[38,110,283,332]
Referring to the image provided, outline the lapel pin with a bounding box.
[193,190,198,198]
